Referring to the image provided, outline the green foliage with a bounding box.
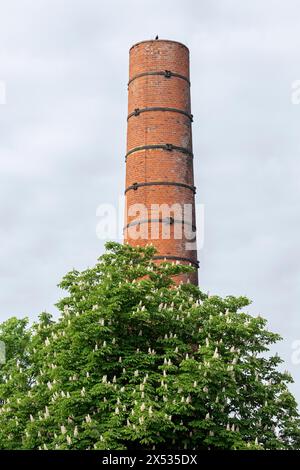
[0,242,299,450]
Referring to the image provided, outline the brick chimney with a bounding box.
[124,39,198,285]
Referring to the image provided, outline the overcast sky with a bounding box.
[0,0,299,401]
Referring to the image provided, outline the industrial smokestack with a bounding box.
[124,39,198,284]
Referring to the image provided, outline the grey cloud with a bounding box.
[0,0,299,401]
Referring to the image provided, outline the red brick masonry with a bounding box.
[124,40,198,285]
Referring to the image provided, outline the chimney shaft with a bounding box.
[124,39,198,284]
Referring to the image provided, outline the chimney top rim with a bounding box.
[130,39,189,52]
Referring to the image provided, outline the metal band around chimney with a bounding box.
[124,218,197,232]
[125,144,193,160]
[125,181,196,194]
[128,70,190,86]
[153,255,199,269]
[127,107,193,122]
